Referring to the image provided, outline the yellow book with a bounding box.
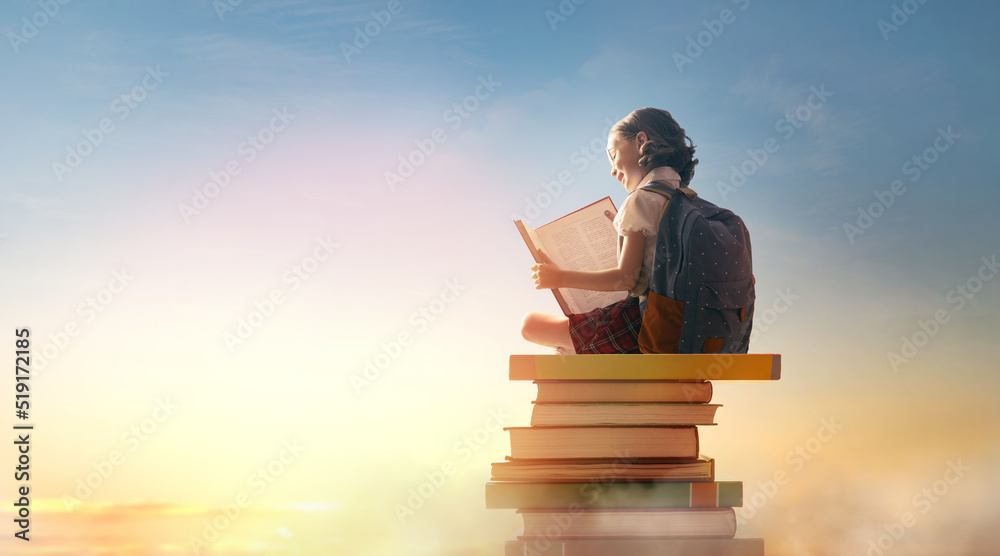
[510,353,780,381]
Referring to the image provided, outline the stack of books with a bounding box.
[487,353,781,556]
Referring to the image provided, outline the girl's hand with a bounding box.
[531,250,563,290]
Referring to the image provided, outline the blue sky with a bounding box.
[1,1,998,555]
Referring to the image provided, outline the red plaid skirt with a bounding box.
[567,296,642,354]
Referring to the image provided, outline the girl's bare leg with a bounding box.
[520,312,575,353]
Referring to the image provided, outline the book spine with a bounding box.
[506,534,764,556]
[485,481,743,509]
[510,354,781,381]
[508,426,699,459]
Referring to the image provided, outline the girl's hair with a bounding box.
[611,107,699,186]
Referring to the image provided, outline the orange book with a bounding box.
[506,426,698,460]
[490,455,716,483]
[530,402,720,426]
[533,380,712,403]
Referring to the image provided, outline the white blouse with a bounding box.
[613,166,683,298]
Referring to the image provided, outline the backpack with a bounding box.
[636,181,755,354]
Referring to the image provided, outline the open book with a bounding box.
[515,197,627,315]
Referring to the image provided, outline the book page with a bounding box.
[533,198,627,314]
[515,219,573,315]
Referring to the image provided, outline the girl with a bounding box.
[520,107,699,354]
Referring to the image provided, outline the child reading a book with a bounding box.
[520,107,699,354]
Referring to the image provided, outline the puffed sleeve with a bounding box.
[614,189,668,237]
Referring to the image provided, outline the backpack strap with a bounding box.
[618,181,697,252]
[640,180,697,201]
[637,181,697,225]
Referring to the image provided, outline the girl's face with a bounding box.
[606,131,647,192]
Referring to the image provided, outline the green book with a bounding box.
[485,480,742,509]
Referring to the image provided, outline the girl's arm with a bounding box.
[532,230,645,292]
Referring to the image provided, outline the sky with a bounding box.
[1,1,998,554]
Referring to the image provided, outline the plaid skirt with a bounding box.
[567,296,642,354]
